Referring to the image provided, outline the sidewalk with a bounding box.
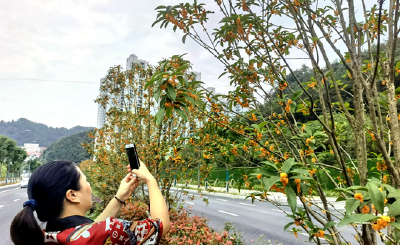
[175,183,346,211]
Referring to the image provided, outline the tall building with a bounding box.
[96,76,125,129]
[96,77,107,128]
[204,87,249,118]
[126,54,150,111]
[96,54,203,128]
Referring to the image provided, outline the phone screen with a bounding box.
[125,144,140,170]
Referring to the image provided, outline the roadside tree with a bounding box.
[150,1,400,244]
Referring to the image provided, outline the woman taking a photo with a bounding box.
[10,160,170,245]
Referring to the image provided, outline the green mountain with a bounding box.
[42,130,93,163]
[0,118,94,147]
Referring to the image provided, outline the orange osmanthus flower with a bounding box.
[314,230,325,238]
[372,215,392,231]
[362,205,370,214]
[354,193,363,203]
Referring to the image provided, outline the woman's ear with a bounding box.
[65,189,80,204]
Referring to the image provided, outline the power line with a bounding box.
[0,78,99,84]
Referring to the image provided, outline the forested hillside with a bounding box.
[42,130,93,163]
[0,118,93,147]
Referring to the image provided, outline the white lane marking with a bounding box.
[0,188,20,194]
[216,198,227,202]
[218,210,239,216]
[0,205,4,208]
[300,232,325,240]
[272,209,292,214]
[14,199,20,202]
[239,202,255,207]
[194,195,208,199]
[185,201,195,205]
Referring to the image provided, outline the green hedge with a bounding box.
[174,159,384,191]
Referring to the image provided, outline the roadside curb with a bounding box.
[174,184,345,209]
[0,183,20,189]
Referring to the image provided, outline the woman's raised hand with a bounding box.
[116,173,140,202]
[127,161,155,184]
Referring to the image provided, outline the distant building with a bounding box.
[23,143,45,159]
[96,54,150,128]
[125,54,150,112]
[97,54,202,128]
[96,78,107,128]
[204,87,249,118]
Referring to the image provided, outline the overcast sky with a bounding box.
[0,0,314,129]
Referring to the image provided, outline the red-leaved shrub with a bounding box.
[120,202,240,245]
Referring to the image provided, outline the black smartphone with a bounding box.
[125,143,140,170]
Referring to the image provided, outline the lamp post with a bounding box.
[6,130,30,184]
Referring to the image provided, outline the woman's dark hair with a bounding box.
[10,160,81,245]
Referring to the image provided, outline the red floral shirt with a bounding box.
[44,216,163,245]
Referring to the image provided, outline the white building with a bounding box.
[96,54,203,129]
[96,54,150,128]
[204,87,249,118]
[23,143,45,159]
[96,77,107,128]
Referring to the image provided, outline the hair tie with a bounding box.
[23,199,38,210]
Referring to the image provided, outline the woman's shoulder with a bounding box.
[44,217,163,245]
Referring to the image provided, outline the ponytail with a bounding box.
[10,206,44,245]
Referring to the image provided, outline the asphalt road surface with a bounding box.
[0,184,28,245]
[175,189,369,245]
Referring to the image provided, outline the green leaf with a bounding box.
[388,189,400,199]
[182,34,188,44]
[176,65,189,72]
[290,169,309,175]
[285,186,297,213]
[154,89,161,101]
[289,175,315,182]
[167,84,177,100]
[346,186,368,191]
[338,214,378,227]
[391,222,400,231]
[284,222,294,231]
[282,158,296,173]
[305,220,315,229]
[174,107,188,122]
[151,17,165,27]
[367,182,384,214]
[292,90,303,100]
[261,160,279,171]
[259,121,267,128]
[262,176,280,191]
[156,108,165,125]
[345,198,360,214]
[252,124,261,132]
[165,107,173,117]
[379,100,389,109]
[145,79,155,89]
[388,199,400,217]
[154,5,166,10]
[290,101,297,113]
[324,221,335,230]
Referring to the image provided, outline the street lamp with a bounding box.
[6,130,31,184]
[13,130,31,138]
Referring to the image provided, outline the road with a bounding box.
[0,184,28,245]
[175,189,367,245]
[0,185,375,245]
